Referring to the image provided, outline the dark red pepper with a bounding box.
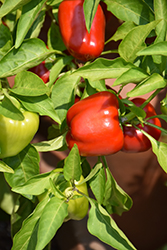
[66,91,124,156]
[58,0,106,62]
[122,98,161,153]
[29,61,50,83]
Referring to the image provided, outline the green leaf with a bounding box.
[140,130,167,173]
[109,21,137,42]
[0,0,31,18]
[0,39,12,61]
[64,144,82,182]
[81,158,91,179]
[129,105,146,120]
[10,70,49,96]
[81,80,97,99]
[33,133,67,152]
[127,73,167,97]
[48,56,73,87]
[15,0,47,48]
[119,20,160,63]
[4,144,40,188]
[51,72,80,123]
[152,26,167,73]
[12,171,57,196]
[0,23,13,60]
[48,177,65,199]
[11,195,34,237]
[25,9,46,40]
[0,38,56,78]
[89,163,106,204]
[16,94,61,124]
[83,0,100,33]
[104,0,154,25]
[0,95,24,120]
[78,161,103,184]
[0,160,14,173]
[35,197,68,250]
[154,0,167,38]
[141,55,161,75]
[47,22,67,52]
[46,0,62,5]
[47,123,62,140]
[152,141,167,173]
[87,198,136,250]
[72,57,134,81]
[154,20,167,44]
[113,67,149,86]
[137,41,167,56]
[103,168,133,215]
[88,79,107,91]
[11,198,49,250]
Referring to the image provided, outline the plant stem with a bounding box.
[101,49,118,55]
[144,121,167,134]
[101,156,109,169]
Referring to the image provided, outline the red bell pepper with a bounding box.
[122,98,161,153]
[29,61,50,83]
[58,0,106,62]
[66,91,124,156]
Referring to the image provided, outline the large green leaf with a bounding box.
[0,0,31,18]
[0,38,56,78]
[154,0,167,37]
[104,0,154,25]
[72,57,134,81]
[10,70,49,96]
[103,168,132,215]
[11,198,49,250]
[16,94,61,124]
[35,197,68,250]
[89,163,106,204]
[127,73,167,97]
[109,21,137,42]
[12,171,59,196]
[51,72,80,123]
[15,0,47,48]
[119,20,159,63]
[113,67,149,86]
[137,41,167,56]
[4,144,40,188]
[140,130,167,173]
[87,198,136,250]
[33,134,67,152]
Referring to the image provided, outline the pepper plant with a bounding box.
[0,0,167,250]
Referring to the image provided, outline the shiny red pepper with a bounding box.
[66,91,124,156]
[122,98,161,153]
[58,0,106,62]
